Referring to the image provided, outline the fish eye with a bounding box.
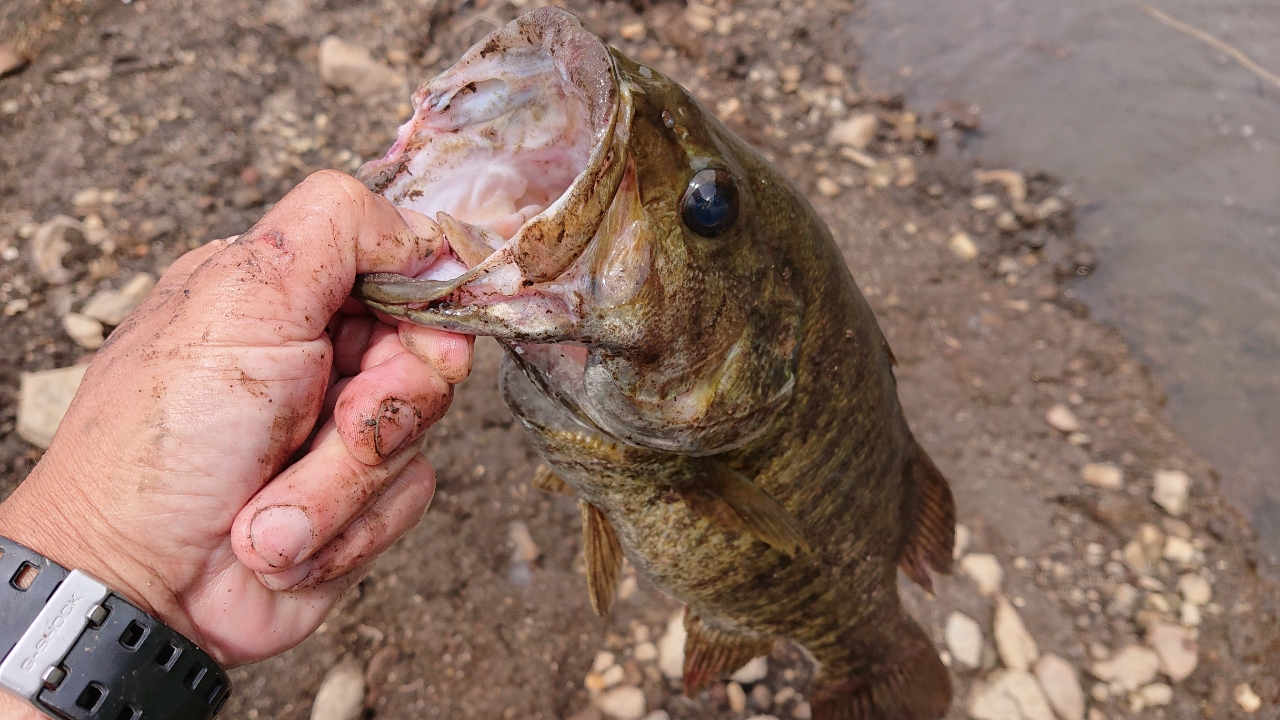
[680,168,739,238]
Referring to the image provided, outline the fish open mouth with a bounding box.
[353,8,635,340]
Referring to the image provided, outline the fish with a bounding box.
[352,8,956,719]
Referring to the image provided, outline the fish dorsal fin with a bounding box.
[681,610,774,695]
[897,445,956,593]
[705,462,810,557]
[532,464,574,495]
[580,500,624,617]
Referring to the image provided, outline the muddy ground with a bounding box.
[1,0,1277,719]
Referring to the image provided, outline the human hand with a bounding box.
[0,171,471,671]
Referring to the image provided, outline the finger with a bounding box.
[360,324,405,371]
[333,316,376,376]
[333,351,452,464]
[230,419,426,574]
[104,239,232,340]
[399,325,474,384]
[258,453,436,590]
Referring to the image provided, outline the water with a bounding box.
[850,0,1280,571]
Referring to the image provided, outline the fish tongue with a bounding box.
[436,211,505,268]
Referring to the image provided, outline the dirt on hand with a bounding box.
[0,1,1275,719]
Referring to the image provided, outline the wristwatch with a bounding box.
[0,536,231,719]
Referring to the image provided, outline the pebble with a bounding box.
[1080,462,1123,490]
[792,702,811,719]
[310,659,365,720]
[816,177,841,197]
[867,160,896,188]
[81,273,157,325]
[657,610,685,679]
[1177,573,1212,606]
[1107,584,1138,617]
[633,642,658,663]
[1033,654,1084,720]
[994,595,1039,672]
[827,113,877,150]
[1151,470,1190,516]
[971,194,1001,211]
[954,524,971,559]
[1162,536,1196,566]
[594,652,617,673]
[750,684,774,710]
[731,656,769,684]
[62,313,104,349]
[1180,601,1201,627]
[1086,710,1108,720]
[969,670,1055,720]
[595,686,646,720]
[727,681,747,711]
[973,169,1028,204]
[960,553,1003,596]
[996,211,1020,232]
[949,232,979,260]
[1090,645,1158,692]
[1235,683,1261,713]
[618,22,647,41]
[1034,197,1066,220]
[602,664,626,688]
[319,36,403,96]
[1146,622,1197,682]
[17,364,90,449]
[823,64,846,84]
[29,215,86,285]
[1045,404,1080,433]
[509,521,540,563]
[945,611,983,669]
[641,713,670,720]
[1139,683,1172,706]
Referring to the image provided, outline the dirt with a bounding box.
[1,1,1277,719]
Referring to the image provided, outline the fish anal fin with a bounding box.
[898,445,956,593]
[581,500,623,617]
[810,614,951,720]
[533,464,574,495]
[705,462,810,557]
[682,611,774,696]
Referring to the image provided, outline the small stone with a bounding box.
[1162,536,1196,566]
[81,273,157,325]
[949,232,979,260]
[1090,683,1109,702]
[585,672,608,693]
[1152,470,1190,516]
[310,659,365,720]
[602,665,626,688]
[961,553,1003,595]
[1140,683,1172,706]
[683,6,715,34]
[1235,683,1261,713]
[618,22,647,41]
[319,36,403,96]
[816,177,841,197]
[779,65,803,84]
[633,642,657,663]
[750,684,774,710]
[1086,710,1108,720]
[994,595,1039,672]
[954,524,971,559]
[595,686,646,720]
[618,575,637,600]
[62,313,104,349]
[1034,197,1066,220]
[1177,573,1212,606]
[1108,584,1138,617]
[17,365,90,449]
[1081,462,1123,490]
[1180,601,1201,627]
[827,113,877,149]
[792,702,811,720]
[971,194,1001,211]
[867,160,896,188]
[508,520,540,563]
[893,157,917,187]
[30,216,87,284]
[973,169,1028,203]
[996,211,1020,232]
[657,610,685,679]
[1146,623,1197,682]
[1090,645,1159,692]
[716,97,741,118]
[823,64,845,84]
[945,611,983,669]
[969,670,1055,720]
[641,713,670,720]
[1034,654,1084,720]
[731,656,769,684]
[727,682,747,712]
[1045,404,1080,432]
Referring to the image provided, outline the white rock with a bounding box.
[1177,573,1212,606]
[641,712,670,720]
[1140,683,1173,706]
[29,215,86,284]
[1045,404,1080,433]
[816,177,841,197]
[731,656,769,684]
[945,612,983,669]
[1034,197,1066,220]
[633,641,658,663]
[509,520,540,563]
[750,683,774,710]
[792,701,811,719]
[319,36,404,96]
[994,595,1039,671]
[949,232,979,260]
[310,659,365,720]
[961,553,1004,596]
[602,664,626,688]
[593,651,617,673]
[657,610,686,679]
[827,113,877,149]
[17,364,90,449]
[1080,463,1123,490]
[81,273,157,325]
[954,524,971,559]
[1152,470,1190,516]
[62,313,104,349]
[595,686,646,720]
[971,194,1001,211]
[1146,622,1197,682]
[1235,683,1262,713]
[727,681,747,711]
[970,670,1055,720]
[1090,645,1158,692]
[1034,654,1084,720]
[1180,601,1201,627]
[973,169,1028,203]
[1162,536,1196,566]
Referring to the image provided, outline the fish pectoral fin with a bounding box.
[705,463,810,558]
[580,500,624,617]
[532,464,575,495]
[681,610,774,696]
[897,445,956,594]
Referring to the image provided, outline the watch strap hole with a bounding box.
[114,704,142,720]
[118,620,149,650]
[156,641,181,669]
[75,681,109,712]
[11,561,39,590]
[183,662,207,690]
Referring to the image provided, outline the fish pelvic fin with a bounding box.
[533,464,575,495]
[581,500,624,617]
[705,462,810,558]
[681,611,774,696]
[897,445,956,593]
[810,613,951,720]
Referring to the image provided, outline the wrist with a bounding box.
[0,691,46,720]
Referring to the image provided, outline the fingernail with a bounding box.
[259,559,313,591]
[374,399,417,458]
[250,506,313,568]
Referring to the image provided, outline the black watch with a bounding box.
[0,536,231,719]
